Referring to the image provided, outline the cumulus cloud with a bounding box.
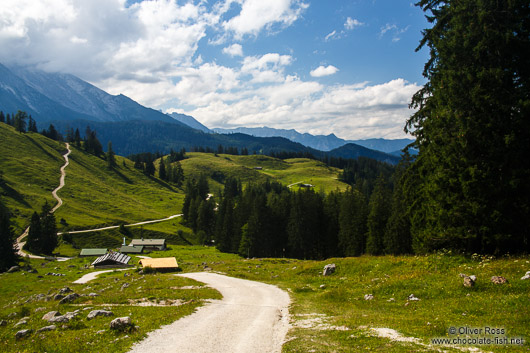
[0,0,419,140]
[222,0,309,39]
[310,65,339,77]
[222,43,243,57]
[344,17,363,30]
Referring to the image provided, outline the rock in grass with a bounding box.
[15,329,33,339]
[49,315,70,323]
[521,271,530,280]
[408,294,420,301]
[59,287,73,294]
[323,264,336,276]
[87,310,114,320]
[42,311,62,321]
[463,276,475,288]
[59,293,79,304]
[364,294,374,300]
[37,325,57,332]
[491,276,508,284]
[110,317,132,330]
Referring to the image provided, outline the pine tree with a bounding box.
[27,116,38,133]
[74,128,81,147]
[25,212,42,254]
[13,110,27,133]
[158,156,167,180]
[0,111,5,123]
[0,203,17,272]
[406,0,530,253]
[39,202,58,255]
[366,175,391,255]
[107,141,117,168]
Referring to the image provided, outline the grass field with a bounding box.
[180,152,348,192]
[1,248,528,352]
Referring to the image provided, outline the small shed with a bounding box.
[92,252,132,268]
[139,257,179,271]
[80,248,108,257]
[129,238,166,251]
[119,245,144,254]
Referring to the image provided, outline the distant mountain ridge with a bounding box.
[213,126,413,154]
[1,63,400,163]
[0,63,179,126]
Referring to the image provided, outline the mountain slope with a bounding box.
[0,122,182,234]
[327,143,399,164]
[169,112,211,132]
[1,64,179,125]
[214,125,414,153]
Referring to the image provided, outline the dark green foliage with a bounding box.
[366,175,392,255]
[158,156,167,180]
[13,110,27,133]
[42,124,61,141]
[27,116,37,133]
[84,127,103,157]
[338,188,368,256]
[25,202,58,255]
[0,202,17,272]
[0,111,5,123]
[405,0,530,254]
[106,141,117,168]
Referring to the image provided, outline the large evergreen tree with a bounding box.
[405,0,530,254]
[0,203,17,272]
[366,175,392,255]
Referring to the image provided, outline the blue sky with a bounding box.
[0,0,430,139]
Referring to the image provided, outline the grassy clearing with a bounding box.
[151,247,530,352]
[0,256,220,353]
[179,153,348,192]
[1,247,528,352]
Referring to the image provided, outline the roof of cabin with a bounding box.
[80,248,108,256]
[138,257,179,269]
[92,252,131,266]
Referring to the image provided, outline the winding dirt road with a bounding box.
[128,272,291,353]
[16,143,71,259]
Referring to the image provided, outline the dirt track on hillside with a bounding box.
[128,272,291,353]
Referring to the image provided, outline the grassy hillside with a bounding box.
[0,248,527,352]
[179,153,349,192]
[0,123,67,231]
[1,123,183,236]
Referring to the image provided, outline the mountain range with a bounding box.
[213,126,413,154]
[0,63,401,163]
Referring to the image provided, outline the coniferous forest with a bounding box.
[184,0,530,258]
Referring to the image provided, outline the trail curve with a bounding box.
[16,143,71,259]
[128,272,291,353]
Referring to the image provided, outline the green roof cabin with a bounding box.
[129,238,166,251]
[80,248,108,257]
[119,245,144,254]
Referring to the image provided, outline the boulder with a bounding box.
[14,319,28,327]
[87,310,114,320]
[59,287,73,294]
[42,311,62,321]
[491,276,508,284]
[364,294,374,300]
[49,315,70,323]
[323,264,336,276]
[463,276,475,288]
[0,320,7,326]
[37,325,57,333]
[110,316,132,330]
[15,329,33,339]
[520,271,530,280]
[54,294,65,301]
[59,293,80,304]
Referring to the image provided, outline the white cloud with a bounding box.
[310,65,339,77]
[379,23,409,42]
[222,43,243,57]
[344,17,363,30]
[222,0,308,39]
[241,53,292,83]
[324,30,337,41]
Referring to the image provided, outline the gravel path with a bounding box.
[73,268,133,284]
[128,272,291,353]
[16,143,71,259]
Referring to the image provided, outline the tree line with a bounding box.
[182,170,411,260]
